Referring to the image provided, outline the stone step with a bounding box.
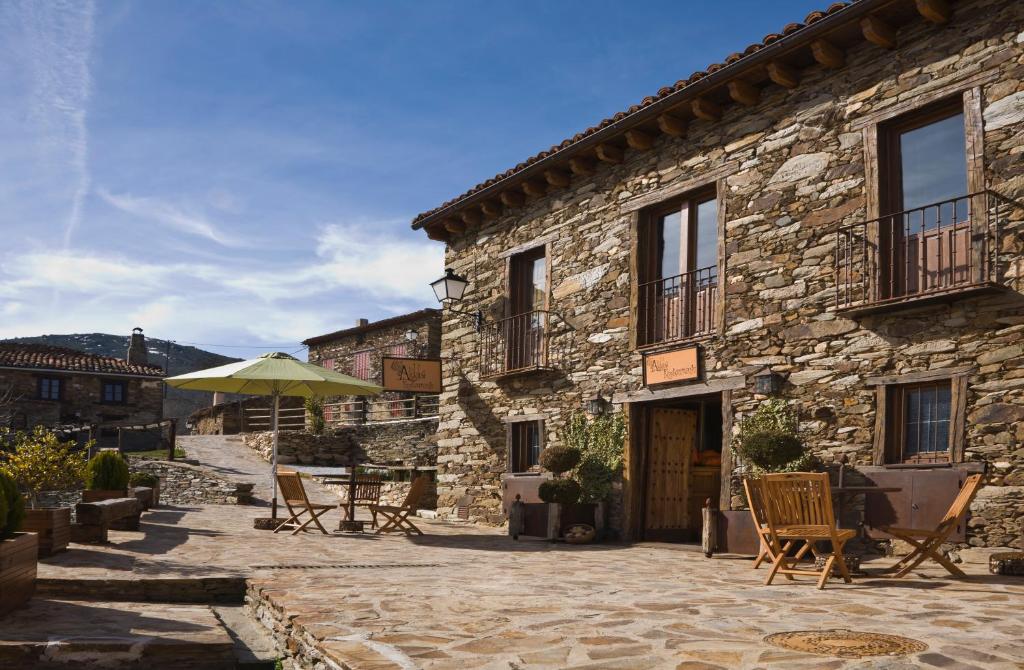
[0,598,237,669]
[37,576,247,604]
[213,605,279,670]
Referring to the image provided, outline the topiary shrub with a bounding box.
[86,451,130,491]
[734,400,813,473]
[539,445,581,476]
[736,431,805,471]
[538,478,581,505]
[129,471,159,488]
[0,470,25,539]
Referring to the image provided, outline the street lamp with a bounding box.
[404,328,418,342]
[586,393,607,416]
[430,268,482,331]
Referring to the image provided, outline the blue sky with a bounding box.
[0,0,823,358]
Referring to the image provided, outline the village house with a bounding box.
[0,328,165,448]
[411,0,1024,551]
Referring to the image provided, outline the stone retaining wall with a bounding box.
[128,458,255,506]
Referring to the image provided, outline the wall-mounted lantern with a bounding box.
[585,393,608,416]
[430,268,482,331]
[404,328,418,342]
[754,369,785,395]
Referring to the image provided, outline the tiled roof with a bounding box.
[411,1,861,229]
[302,309,441,346]
[0,344,165,377]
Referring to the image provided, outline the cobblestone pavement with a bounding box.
[35,504,1024,669]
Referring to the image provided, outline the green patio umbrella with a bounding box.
[165,352,382,517]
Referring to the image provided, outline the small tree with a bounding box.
[304,397,326,436]
[0,427,89,508]
[0,470,25,538]
[735,400,812,473]
[86,450,130,491]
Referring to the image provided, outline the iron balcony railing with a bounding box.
[480,310,552,379]
[637,265,718,347]
[835,190,1016,312]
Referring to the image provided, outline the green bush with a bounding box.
[735,400,810,473]
[561,412,626,504]
[0,470,25,538]
[128,471,159,488]
[304,397,325,436]
[539,445,581,475]
[86,451,130,491]
[736,431,805,472]
[538,478,581,505]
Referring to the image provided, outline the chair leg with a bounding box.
[765,550,788,586]
[833,542,853,584]
[817,555,836,590]
[753,543,767,569]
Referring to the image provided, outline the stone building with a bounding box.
[0,329,165,447]
[411,0,1024,550]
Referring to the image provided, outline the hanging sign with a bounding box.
[643,346,700,386]
[381,357,442,393]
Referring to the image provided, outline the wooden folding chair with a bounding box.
[370,475,429,536]
[761,472,856,589]
[742,477,779,569]
[274,470,336,535]
[876,473,983,578]
[339,473,385,528]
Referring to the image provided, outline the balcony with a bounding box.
[480,310,555,380]
[637,266,718,348]
[834,191,1017,316]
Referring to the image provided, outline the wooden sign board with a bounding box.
[643,346,700,386]
[381,357,442,393]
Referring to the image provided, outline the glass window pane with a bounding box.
[658,211,682,279]
[695,198,718,273]
[899,112,967,227]
[904,388,920,456]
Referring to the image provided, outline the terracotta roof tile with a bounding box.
[0,344,164,377]
[411,2,859,228]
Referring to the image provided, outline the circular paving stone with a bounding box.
[764,629,928,658]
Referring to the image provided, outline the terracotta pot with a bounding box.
[0,532,38,617]
[22,508,72,557]
[82,489,127,503]
[564,524,596,544]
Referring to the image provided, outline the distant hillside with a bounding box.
[2,333,242,429]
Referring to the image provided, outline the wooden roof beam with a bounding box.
[811,39,845,69]
[569,157,595,175]
[657,113,687,138]
[480,200,503,219]
[727,80,760,107]
[691,97,722,122]
[543,169,571,188]
[766,61,800,89]
[861,16,897,49]
[595,143,623,164]
[915,0,950,23]
[500,190,525,208]
[625,129,654,151]
[460,208,482,227]
[521,179,547,197]
[425,226,449,242]
[443,219,465,234]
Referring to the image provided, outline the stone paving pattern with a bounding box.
[33,503,1024,669]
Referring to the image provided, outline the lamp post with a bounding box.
[430,268,483,331]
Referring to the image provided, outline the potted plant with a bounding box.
[564,412,625,540]
[128,471,160,509]
[537,445,582,540]
[0,427,87,557]
[0,469,36,616]
[83,450,130,503]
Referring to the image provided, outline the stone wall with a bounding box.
[429,0,1024,548]
[128,458,254,506]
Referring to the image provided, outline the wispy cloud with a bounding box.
[98,189,243,247]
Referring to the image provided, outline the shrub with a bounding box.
[736,431,805,471]
[0,470,25,539]
[0,427,88,508]
[304,397,325,436]
[538,479,581,505]
[86,451,130,491]
[735,400,810,473]
[561,412,626,504]
[129,471,159,488]
[539,445,581,476]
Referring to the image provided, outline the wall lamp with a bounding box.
[430,268,483,331]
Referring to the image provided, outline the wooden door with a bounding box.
[644,408,696,541]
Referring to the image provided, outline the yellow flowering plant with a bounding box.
[0,427,90,508]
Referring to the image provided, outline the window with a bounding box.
[509,420,543,473]
[504,247,548,372]
[887,381,952,464]
[38,377,61,400]
[637,190,719,345]
[878,100,970,299]
[351,350,372,380]
[384,343,408,358]
[102,381,126,404]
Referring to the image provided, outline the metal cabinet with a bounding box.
[862,467,972,542]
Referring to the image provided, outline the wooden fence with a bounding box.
[322,395,440,426]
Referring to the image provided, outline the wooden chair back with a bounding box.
[401,475,430,509]
[353,473,384,504]
[276,470,309,505]
[761,472,838,536]
[939,473,983,529]
[742,477,770,529]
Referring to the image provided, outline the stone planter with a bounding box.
[82,489,127,503]
[0,532,38,617]
[22,508,71,557]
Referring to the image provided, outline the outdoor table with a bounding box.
[322,469,377,533]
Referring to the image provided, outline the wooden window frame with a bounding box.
[101,380,127,405]
[507,418,545,474]
[505,244,550,318]
[37,376,62,401]
[871,371,968,466]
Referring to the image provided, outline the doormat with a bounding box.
[763,629,927,658]
[252,563,443,570]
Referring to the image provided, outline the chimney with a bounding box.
[356,318,369,328]
[127,327,148,366]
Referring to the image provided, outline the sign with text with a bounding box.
[643,346,700,386]
[381,357,442,393]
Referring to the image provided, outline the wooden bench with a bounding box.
[72,498,142,543]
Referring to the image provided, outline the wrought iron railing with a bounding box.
[480,310,552,378]
[637,265,718,347]
[834,191,1015,311]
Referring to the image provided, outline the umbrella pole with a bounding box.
[271,391,280,519]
